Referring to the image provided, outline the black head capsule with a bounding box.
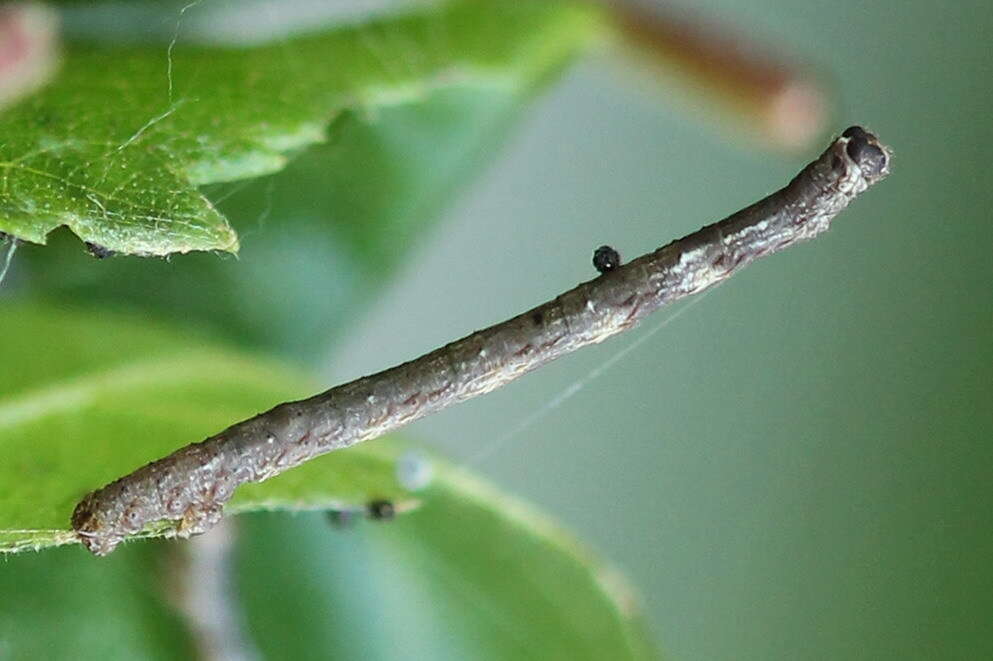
[592,245,621,274]
[841,126,888,179]
[841,125,869,140]
[367,499,396,521]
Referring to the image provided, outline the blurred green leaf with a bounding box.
[0,303,413,552]
[237,461,657,661]
[0,0,602,255]
[1,303,657,659]
[0,542,194,660]
[23,85,535,358]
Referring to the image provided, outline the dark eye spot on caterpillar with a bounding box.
[593,245,621,274]
[85,242,115,259]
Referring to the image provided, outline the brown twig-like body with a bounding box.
[73,127,890,555]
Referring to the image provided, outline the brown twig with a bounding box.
[73,127,890,556]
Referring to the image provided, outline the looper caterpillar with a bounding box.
[73,127,890,555]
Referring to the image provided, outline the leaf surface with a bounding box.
[0,303,657,659]
[23,84,537,358]
[0,1,601,255]
[237,461,658,660]
[0,303,411,552]
[0,542,195,660]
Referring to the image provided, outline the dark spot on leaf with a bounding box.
[368,499,395,521]
[85,242,115,259]
[326,509,355,529]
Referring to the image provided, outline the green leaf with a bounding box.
[236,462,657,660]
[0,542,196,660]
[22,84,538,358]
[0,1,602,255]
[1,303,656,658]
[0,303,413,552]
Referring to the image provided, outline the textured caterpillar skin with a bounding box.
[73,128,890,555]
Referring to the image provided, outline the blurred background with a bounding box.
[4,0,991,659]
[329,1,993,659]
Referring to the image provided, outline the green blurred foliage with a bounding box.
[23,86,531,359]
[237,466,655,661]
[0,2,661,660]
[0,303,416,552]
[0,0,600,254]
[0,542,195,660]
[0,303,653,658]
